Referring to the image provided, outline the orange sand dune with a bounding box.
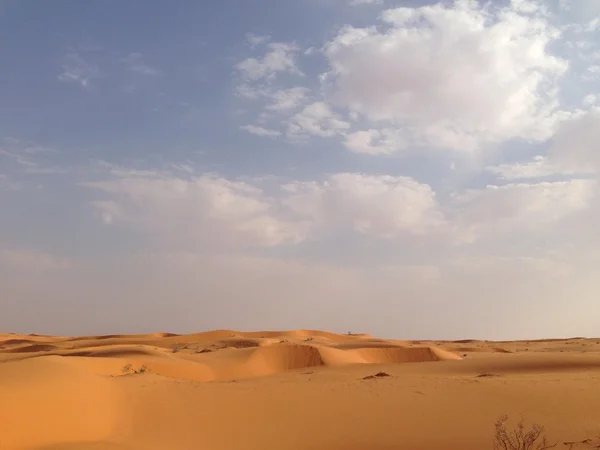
[1,330,600,450]
[0,356,119,449]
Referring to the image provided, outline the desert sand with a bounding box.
[1,330,600,450]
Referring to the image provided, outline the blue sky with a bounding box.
[2,0,600,339]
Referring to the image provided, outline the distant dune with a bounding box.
[1,330,600,449]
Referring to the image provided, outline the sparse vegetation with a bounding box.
[491,415,600,449]
[172,344,187,353]
[493,415,556,450]
[121,363,148,375]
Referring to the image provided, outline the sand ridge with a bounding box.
[0,331,460,383]
[2,331,600,450]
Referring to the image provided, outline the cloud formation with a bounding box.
[2,0,600,339]
[121,53,160,76]
[322,1,568,151]
[58,51,100,88]
[85,170,309,248]
[235,0,582,156]
[235,43,302,81]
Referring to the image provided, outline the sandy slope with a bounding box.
[1,331,600,449]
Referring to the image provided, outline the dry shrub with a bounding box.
[493,415,556,450]
[493,416,600,450]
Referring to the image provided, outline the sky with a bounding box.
[1,0,600,340]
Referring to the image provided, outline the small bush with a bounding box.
[492,416,600,449]
[493,415,556,450]
[121,363,148,375]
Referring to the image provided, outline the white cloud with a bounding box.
[349,0,382,5]
[246,33,271,48]
[84,164,596,250]
[233,44,307,132]
[92,160,159,178]
[0,138,60,177]
[240,125,281,137]
[235,83,267,100]
[283,173,444,238]
[583,94,597,106]
[287,102,350,137]
[171,163,196,175]
[344,129,406,155]
[84,166,449,247]
[235,43,302,81]
[321,0,568,151]
[559,0,600,24]
[486,157,597,181]
[509,0,545,14]
[85,171,309,248]
[582,18,600,32]
[58,51,100,88]
[266,87,309,111]
[121,52,160,76]
[485,155,588,180]
[549,109,600,172]
[586,65,600,74]
[454,180,596,242]
[487,110,600,179]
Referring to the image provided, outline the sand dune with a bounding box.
[447,345,512,353]
[2,330,600,449]
[66,345,169,359]
[2,343,59,353]
[1,338,42,346]
[0,356,119,449]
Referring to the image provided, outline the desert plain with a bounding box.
[1,330,600,450]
